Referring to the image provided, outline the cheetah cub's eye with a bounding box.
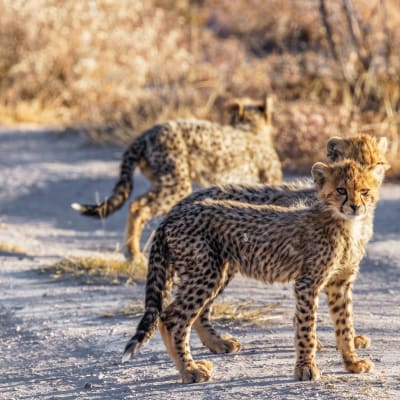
[336,187,347,195]
[361,190,369,197]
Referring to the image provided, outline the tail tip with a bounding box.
[122,339,141,363]
[71,202,84,212]
[122,335,145,363]
[122,350,133,363]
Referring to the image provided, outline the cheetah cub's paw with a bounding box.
[345,359,374,374]
[209,334,241,354]
[123,248,147,266]
[354,335,371,349]
[181,360,213,384]
[294,362,321,381]
[319,335,371,351]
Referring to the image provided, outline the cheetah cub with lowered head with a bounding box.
[181,134,388,207]
[122,159,385,383]
[72,97,281,260]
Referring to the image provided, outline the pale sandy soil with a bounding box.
[0,128,399,399]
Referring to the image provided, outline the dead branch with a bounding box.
[319,0,350,84]
[344,0,373,71]
[319,0,340,63]
[380,0,392,67]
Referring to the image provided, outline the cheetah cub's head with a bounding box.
[327,134,390,170]
[311,160,385,220]
[227,96,273,130]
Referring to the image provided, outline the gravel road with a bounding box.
[0,128,399,399]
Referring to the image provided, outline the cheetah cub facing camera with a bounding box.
[175,134,389,352]
[122,159,385,383]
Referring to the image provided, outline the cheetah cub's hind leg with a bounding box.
[124,166,191,261]
[159,319,214,384]
[159,257,230,383]
[193,305,241,354]
[193,267,241,354]
[124,198,151,262]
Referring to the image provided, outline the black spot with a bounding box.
[332,306,341,313]
[207,283,215,289]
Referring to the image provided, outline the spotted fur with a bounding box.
[173,134,388,353]
[123,160,385,383]
[326,135,388,167]
[72,97,281,260]
[181,134,388,207]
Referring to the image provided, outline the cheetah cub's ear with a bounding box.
[377,136,391,171]
[326,137,344,162]
[378,136,388,154]
[311,162,330,188]
[368,163,385,184]
[226,99,244,119]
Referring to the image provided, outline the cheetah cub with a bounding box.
[182,134,388,207]
[72,97,281,260]
[123,160,385,383]
[176,134,388,352]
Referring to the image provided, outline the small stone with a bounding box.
[84,383,92,389]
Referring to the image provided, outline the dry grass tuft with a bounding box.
[100,302,145,319]
[0,242,26,255]
[104,298,280,327]
[42,256,147,285]
[211,300,280,328]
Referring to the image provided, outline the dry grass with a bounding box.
[1,0,399,175]
[211,300,280,328]
[100,302,145,319]
[42,256,147,285]
[0,242,26,255]
[106,298,280,328]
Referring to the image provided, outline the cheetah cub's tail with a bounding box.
[122,228,171,362]
[122,307,159,362]
[71,139,145,219]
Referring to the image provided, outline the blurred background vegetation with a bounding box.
[0,0,399,175]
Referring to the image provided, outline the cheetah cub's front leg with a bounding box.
[325,279,374,374]
[294,278,322,381]
[317,286,371,351]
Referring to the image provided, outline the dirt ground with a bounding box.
[0,128,399,400]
